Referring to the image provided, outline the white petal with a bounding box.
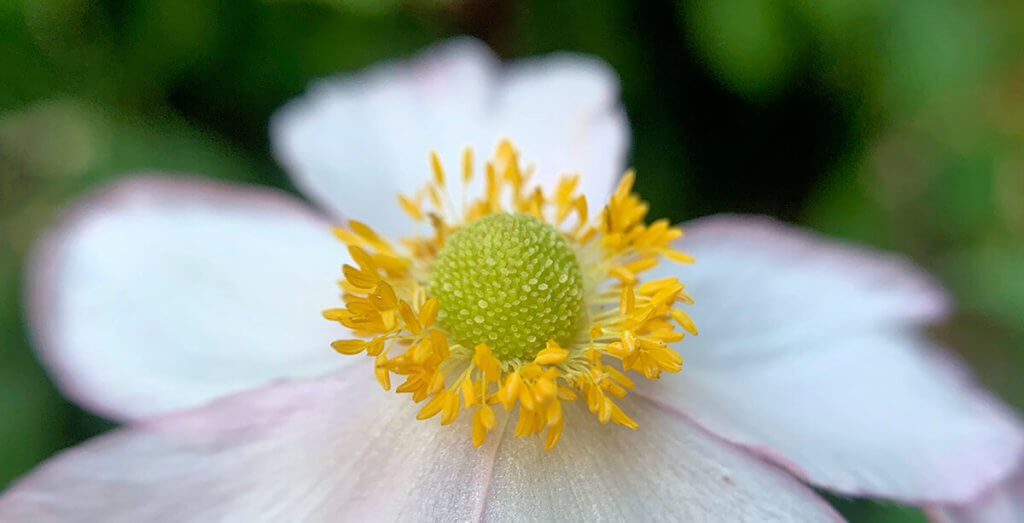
[676,214,950,363]
[0,369,840,522]
[641,215,1024,503]
[26,175,350,420]
[484,397,840,521]
[271,37,627,238]
[644,332,1024,504]
[493,53,628,207]
[928,467,1024,523]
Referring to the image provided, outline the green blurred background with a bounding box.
[2,0,1022,520]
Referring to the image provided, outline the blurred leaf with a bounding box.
[0,258,76,489]
[881,0,993,113]
[265,0,405,16]
[828,495,929,523]
[804,164,896,248]
[681,0,799,99]
[0,2,62,110]
[0,99,97,182]
[120,0,223,87]
[928,154,999,245]
[790,0,879,34]
[0,98,278,198]
[945,245,1024,332]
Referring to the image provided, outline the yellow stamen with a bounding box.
[430,151,446,186]
[324,140,695,449]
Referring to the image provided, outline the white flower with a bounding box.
[1,38,1021,522]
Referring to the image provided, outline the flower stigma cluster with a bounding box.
[324,140,697,450]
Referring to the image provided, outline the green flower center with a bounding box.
[430,213,585,360]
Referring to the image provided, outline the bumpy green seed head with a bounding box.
[430,213,585,360]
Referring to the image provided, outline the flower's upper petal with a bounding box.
[493,53,628,207]
[640,215,1024,504]
[928,467,1024,523]
[271,37,627,238]
[26,175,350,421]
[0,369,841,523]
[271,38,497,237]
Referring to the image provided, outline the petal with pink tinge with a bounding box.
[640,215,1023,504]
[928,466,1024,523]
[0,369,841,522]
[26,175,350,421]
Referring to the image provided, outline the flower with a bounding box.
[325,139,696,450]
[2,38,1022,521]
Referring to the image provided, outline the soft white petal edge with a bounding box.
[640,214,1024,504]
[26,175,352,421]
[677,214,951,357]
[0,368,842,522]
[271,36,629,238]
[927,465,1024,523]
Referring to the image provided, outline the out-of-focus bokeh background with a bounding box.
[1,1,1022,520]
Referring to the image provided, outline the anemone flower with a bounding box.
[2,38,1022,522]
